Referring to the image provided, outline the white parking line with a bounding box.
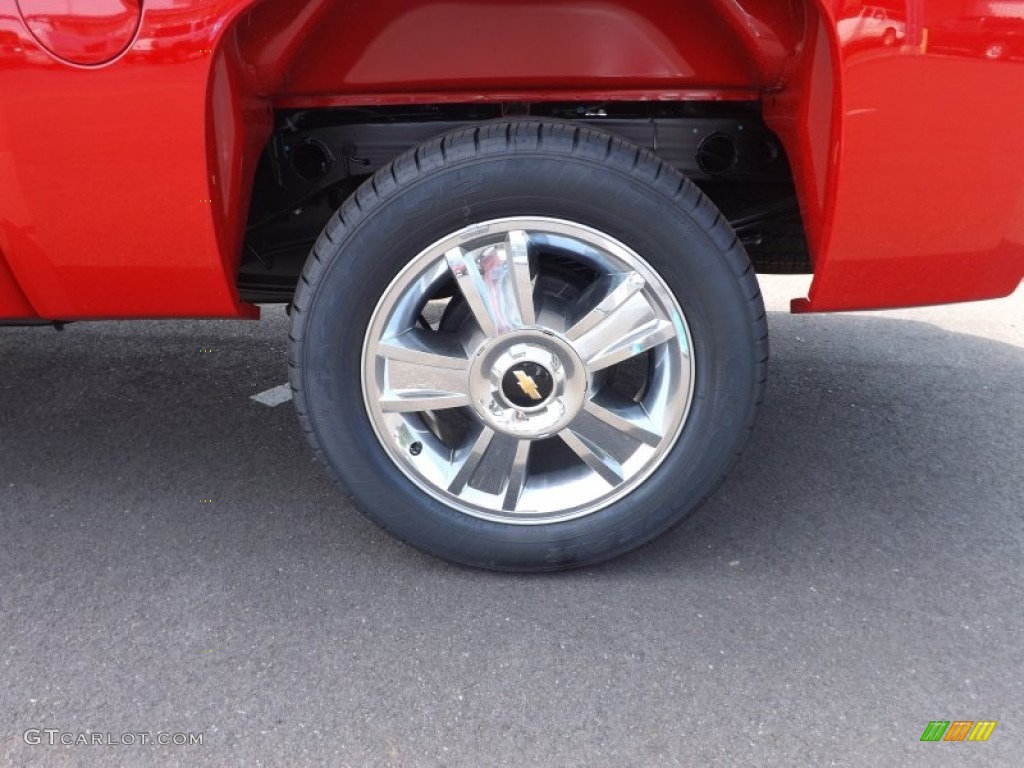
[251,383,293,407]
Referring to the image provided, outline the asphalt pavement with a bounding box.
[1,276,1021,767]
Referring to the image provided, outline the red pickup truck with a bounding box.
[2,1,1022,570]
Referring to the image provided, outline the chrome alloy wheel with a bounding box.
[361,217,695,524]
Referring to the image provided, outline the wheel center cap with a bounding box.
[501,362,554,407]
[468,331,587,439]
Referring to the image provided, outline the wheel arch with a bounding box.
[204,0,841,300]
[226,0,814,100]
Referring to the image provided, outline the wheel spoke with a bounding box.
[562,404,647,467]
[506,229,536,326]
[502,439,531,511]
[583,396,662,447]
[559,428,625,487]
[379,390,470,413]
[445,235,535,337]
[566,274,677,371]
[448,429,530,503]
[448,427,495,494]
[377,328,470,413]
[565,272,646,341]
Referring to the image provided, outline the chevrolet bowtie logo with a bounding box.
[512,370,543,401]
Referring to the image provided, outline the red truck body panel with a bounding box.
[0,0,1021,320]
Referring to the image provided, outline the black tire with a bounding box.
[289,120,767,571]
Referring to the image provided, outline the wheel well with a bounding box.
[236,105,811,303]
[230,0,791,102]
[211,1,832,303]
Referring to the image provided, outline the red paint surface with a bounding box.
[15,0,140,66]
[0,0,1021,321]
[792,0,1024,311]
[0,0,256,320]
[270,1,753,97]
